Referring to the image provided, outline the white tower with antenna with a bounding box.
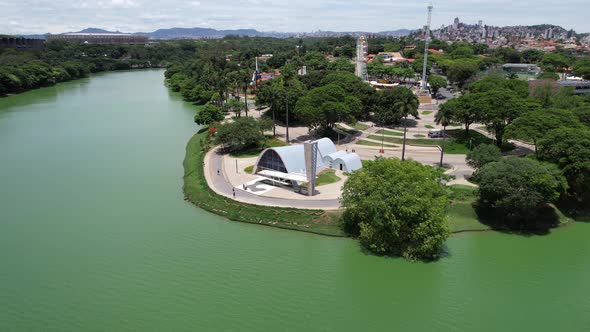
[421,3,433,92]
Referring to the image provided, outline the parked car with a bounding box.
[428,129,444,138]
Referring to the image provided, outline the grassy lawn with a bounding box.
[422,111,433,115]
[244,165,254,174]
[352,122,370,131]
[230,137,287,158]
[376,129,404,137]
[367,130,515,155]
[446,185,575,233]
[357,140,397,147]
[414,134,426,138]
[446,130,515,152]
[447,185,491,232]
[184,130,344,236]
[316,170,341,186]
[425,125,434,129]
[336,124,361,136]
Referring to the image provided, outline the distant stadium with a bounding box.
[47,33,149,45]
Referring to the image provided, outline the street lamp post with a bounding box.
[337,111,341,145]
[401,115,408,161]
[439,125,446,167]
[271,91,276,137]
[436,145,444,168]
[285,90,290,143]
[381,124,385,153]
[243,82,249,117]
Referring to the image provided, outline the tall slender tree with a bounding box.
[393,88,419,161]
[435,102,454,166]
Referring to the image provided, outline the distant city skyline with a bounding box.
[1,0,588,35]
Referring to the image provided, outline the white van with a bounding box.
[428,129,444,138]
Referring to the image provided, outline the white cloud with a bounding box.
[0,0,587,34]
[103,0,139,9]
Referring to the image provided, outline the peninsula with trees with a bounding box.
[3,32,589,261]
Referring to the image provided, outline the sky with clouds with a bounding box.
[1,0,588,34]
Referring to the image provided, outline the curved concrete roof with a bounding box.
[255,138,346,176]
[255,143,327,175]
[324,150,348,163]
[269,144,307,174]
[315,137,337,157]
[333,153,363,172]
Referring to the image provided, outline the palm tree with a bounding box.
[435,102,456,167]
[393,88,419,161]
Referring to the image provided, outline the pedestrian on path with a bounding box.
[217,169,220,176]
[232,188,235,198]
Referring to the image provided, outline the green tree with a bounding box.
[413,56,431,75]
[225,98,245,118]
[538,128,590,202]
[216,117,265,151]
[194,104,225,126]
[521,49,544,63]
[303,51,329,70]
[574,106,590,127]
[321,72,377,117]
[299,70,326,90]
[469,76,529,98]
[266,52,290,69]
[428,75,448,95]
[341,158,450,260]
[293,84,362,134]
[327,58,355,72]
[506,109,582,155]
[573,57,590,80]
[373,87,419,126]
[435,100,454,128]
[451,46,475,59]
[493,47,522,63]
[551,87,586,110]
[476,157,567,229]
[531,82,559,108]
[477,89,538,147]
[436,95,482,135]
[446,59,479,88]
[255,76,307,122]
[537,72,560,80]
[466,144,502,171]
[541,53,572,73]
[435,101,454,166]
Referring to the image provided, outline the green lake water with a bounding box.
[1,70,589,331]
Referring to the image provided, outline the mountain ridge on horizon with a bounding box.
[13,26,417,39]
[11,24,587,40]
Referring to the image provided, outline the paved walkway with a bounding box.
[204,148,342,210]
[222,154,345,201]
